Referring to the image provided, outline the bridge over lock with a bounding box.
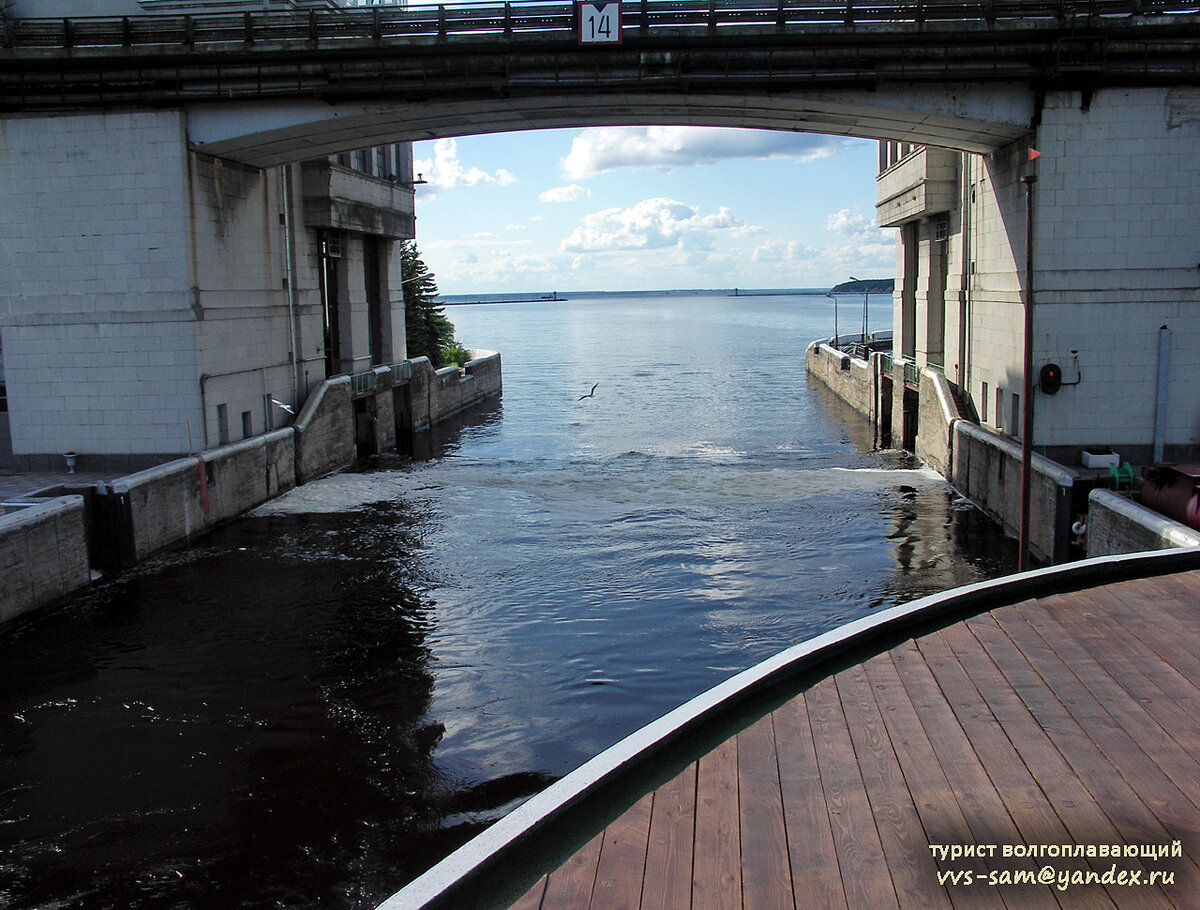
[2,0,1199,164]
[2,0,1200,498]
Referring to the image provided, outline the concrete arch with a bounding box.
[189,83,1035,167]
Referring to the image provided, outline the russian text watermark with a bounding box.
[928,842,1180,892]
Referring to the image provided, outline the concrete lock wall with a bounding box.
[293,375,355,484]
[0,496,91,623]
[804,342,876,424]
[1086,489,1200,558]
[407,352,503,432]
[106,429,296,566]
[952,421,1074,564]
[915,368,958,478]
[1,355,503,622]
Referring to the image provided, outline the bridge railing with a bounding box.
[2,0,1193,54]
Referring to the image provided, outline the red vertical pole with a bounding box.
[1019,173,1037,571]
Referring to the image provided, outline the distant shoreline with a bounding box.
[437,287,856,306]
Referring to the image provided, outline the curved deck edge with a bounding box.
[376,546,1200,910]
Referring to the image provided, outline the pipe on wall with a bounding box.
[1153,324,1170,464]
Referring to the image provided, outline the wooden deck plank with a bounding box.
[640,763,697,910]
[590,791,654,910]
[899,636,1106,910]
[1088,585,1200,690]
[1100,578,1200,669]
[1013,600,1200,805]
[965,614,1172,844]
[936,622,1139,850]
[736,714,794,910]
[963,613,1185,907]
[692,736,741,910]
[993,605,1200,898]
[977,608,1200,844]
[806,678,900,909]
[509,875,547,910]
[502,573,1200,910]
[772,693,850,910]
[540,829,604,910]
[1026,594,1200,769]
[837,660,959,910]
[861,653,1018,910]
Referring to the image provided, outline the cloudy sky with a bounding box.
[410,126,895,296]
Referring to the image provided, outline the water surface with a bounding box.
[0,293,1017,908]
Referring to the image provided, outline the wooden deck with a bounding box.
[508,570,1200,910]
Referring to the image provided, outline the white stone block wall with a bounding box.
[1029,87,1200,457]
[0,111,199,459]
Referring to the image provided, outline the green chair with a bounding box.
[1109,461,1135,491]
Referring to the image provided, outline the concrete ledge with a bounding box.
[916,367,958,477]
[804,341,876,423]
[1087,488,1200,556]
[107,429,296,565]
[294,375,355,484]
[408,351,503,433]
[0,495,90,623]
[375,547,1200,910]
[953,421,1075,563]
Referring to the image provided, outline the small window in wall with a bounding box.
[217,403,230,446]
[242,410,253,440]
[934,213,950,242]
[996,387,1005,432]
[336,152,352,168]
[1011,394,1021,439]
[981,382,989,423]
[354,149,370,175]
[376,146,390,180]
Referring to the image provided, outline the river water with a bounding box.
[0,292,1017,909]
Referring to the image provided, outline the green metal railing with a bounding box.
[350,370,377,397]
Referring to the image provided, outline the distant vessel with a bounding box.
[442,291,568,306]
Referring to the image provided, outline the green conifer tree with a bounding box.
[400,241,458,367]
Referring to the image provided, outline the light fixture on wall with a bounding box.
[850,276,869,345]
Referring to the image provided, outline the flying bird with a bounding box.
[270,398,295,415]
[577,383,599,401]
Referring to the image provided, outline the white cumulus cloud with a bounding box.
[414,138,517,190]
[560,197,760,253]
[562,126,844,179]
[752,239,819,263]
[826,208,883,239]
[539,184,591,203]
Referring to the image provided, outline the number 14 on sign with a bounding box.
[578,1,621,44]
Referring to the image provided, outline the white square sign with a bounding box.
[578,1,621,44]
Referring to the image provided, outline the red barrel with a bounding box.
[1140,463,1200,531]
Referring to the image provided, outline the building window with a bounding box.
[996,387,1005,431]
[241,410,253,440]
[376,146,390,180]
[934,213,950,242]
[1011,393,1021,439]
[354,149,370,175]
[981,382,989,422]
[217,403,230,446]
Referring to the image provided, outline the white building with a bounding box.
[877,86,1200,467]
[0,0,418,472]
